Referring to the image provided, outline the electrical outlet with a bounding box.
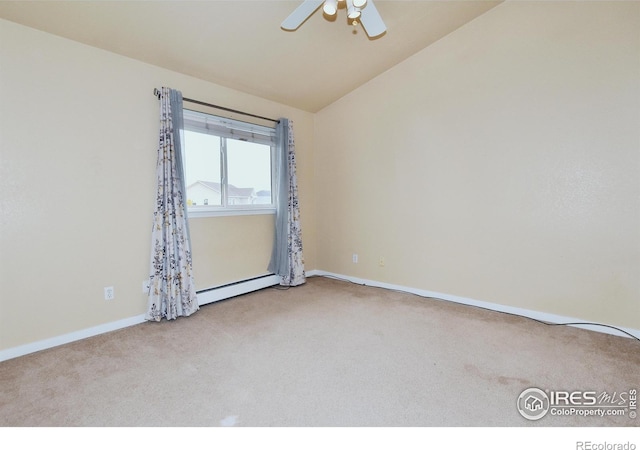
[379,256,385,267]
[352,253,358,263]
[104,286,114,300]
[142,280,151,294]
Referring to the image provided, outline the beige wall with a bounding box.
[189,215,275,290]
[1,1,638,353]
[314,1,640,329]
[0,18,316,351]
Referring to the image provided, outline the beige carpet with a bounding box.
[0,276,638,427]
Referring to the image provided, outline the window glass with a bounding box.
[184,131,222,207]
[182,109,276,215]
[227,139,272,206]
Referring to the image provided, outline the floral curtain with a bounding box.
[268,119,306,286]
[146,87,199,321]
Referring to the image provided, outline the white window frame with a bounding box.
[182,109,277,218]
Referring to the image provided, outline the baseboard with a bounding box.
[196,274,281,306]
[3,270,635,363]
[0,274,282,363]
[309,270,640,341]
[0,314,147,363]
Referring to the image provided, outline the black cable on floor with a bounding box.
[309,274,640,343]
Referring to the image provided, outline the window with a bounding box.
[182,109,276,217]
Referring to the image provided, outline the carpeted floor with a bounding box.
[1,276,638,426]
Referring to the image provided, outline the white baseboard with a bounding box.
[309,270,640,341]
[0,274,282,363]
[0,314,147,363]
[3,270,635,363]
[197,274,281,306]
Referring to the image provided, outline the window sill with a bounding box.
[187,207,276,218]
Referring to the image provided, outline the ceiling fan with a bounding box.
[282,0,387,38]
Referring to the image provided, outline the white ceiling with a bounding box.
[0,0,502,112]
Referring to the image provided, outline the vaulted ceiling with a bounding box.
[0,1,502,112]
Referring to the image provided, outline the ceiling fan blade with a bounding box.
[359,0,386,38]
[281,0,324,31]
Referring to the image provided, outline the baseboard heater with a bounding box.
[0,273,282,363]
[196,273,281,307]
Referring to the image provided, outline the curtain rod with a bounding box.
[153,88,279,124]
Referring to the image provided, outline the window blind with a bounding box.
[183,109,276,146]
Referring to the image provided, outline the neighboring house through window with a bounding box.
[182,109,275,217]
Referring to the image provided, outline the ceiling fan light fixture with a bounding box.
[323,0,338,16]
[281,0,386,38]
[346,0,361,19]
